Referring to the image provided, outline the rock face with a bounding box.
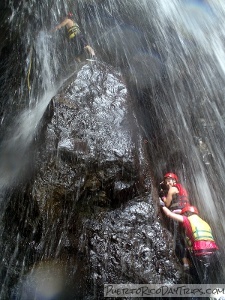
[14,61,182,299]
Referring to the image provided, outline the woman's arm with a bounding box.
[54,18,71,31]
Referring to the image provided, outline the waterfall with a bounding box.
[0,32,58,190]
[145,0,225,278]
[152,0,225,249]
[0,0,72,190]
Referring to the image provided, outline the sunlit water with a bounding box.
[0,30,65,190]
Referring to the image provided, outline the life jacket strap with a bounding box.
[68,24,81,39]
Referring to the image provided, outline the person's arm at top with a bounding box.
[162,206,183,222]
[54,18,70,31]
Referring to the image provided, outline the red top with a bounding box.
[170,183,189,210]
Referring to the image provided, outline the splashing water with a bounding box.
[0,30,64,190]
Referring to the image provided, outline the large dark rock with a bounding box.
[16,61,183,299]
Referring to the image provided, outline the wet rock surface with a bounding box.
[82,196,182,284]
[14,61,183,298]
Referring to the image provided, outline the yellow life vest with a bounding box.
[186,214,214,246]
[68,23,81,39]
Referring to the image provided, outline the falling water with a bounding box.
[0,2,76,298]
[0,0,75,191]
[152,0,225,249]
[1,0,225,298]
[0,32,57,190]
[135,0,225,279]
